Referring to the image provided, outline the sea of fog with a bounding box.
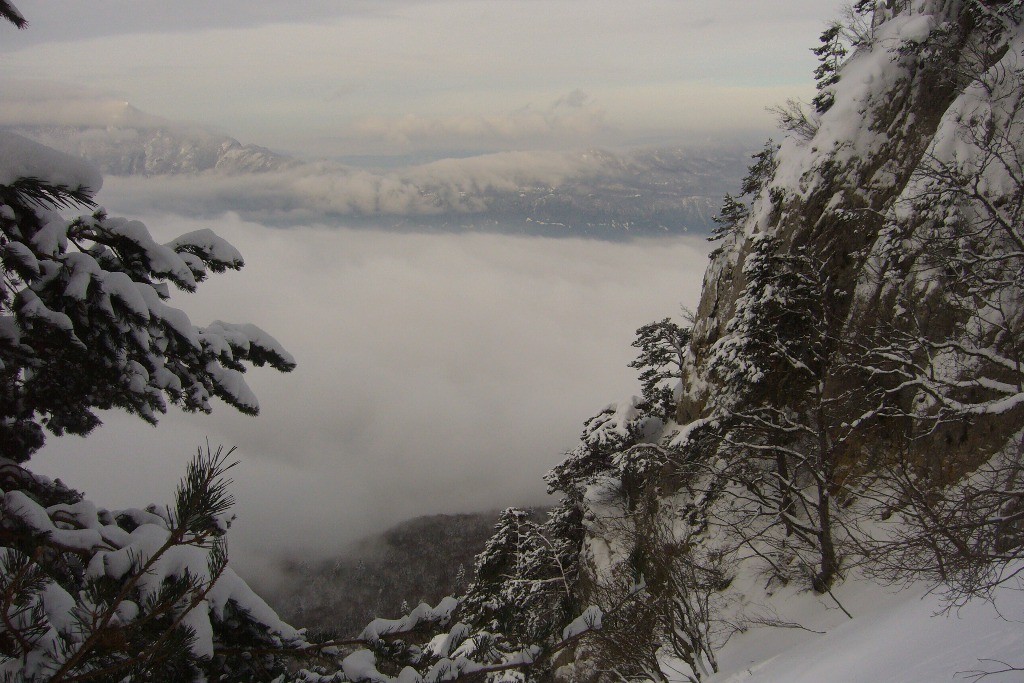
[32,203,711,589]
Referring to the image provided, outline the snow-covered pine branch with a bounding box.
[0,131,295,462]
[0,448,305,682]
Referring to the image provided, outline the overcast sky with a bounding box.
[0,0,844,158]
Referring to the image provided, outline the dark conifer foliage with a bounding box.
[0,0,25,28]
[630,318,691,417]
[461,504,583,648]
[708,238,852,590]
[708,194,748,259]
[532,2,1024,677]
[811,24,847,114]
[5,2,1024,681]
[0,4,294,461]
[0,152,295,461]
[0,448,311,682]
[739,140,779,198]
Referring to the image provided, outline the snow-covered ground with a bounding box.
[678,572,1024,683]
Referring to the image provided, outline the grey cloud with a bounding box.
[0,80,169,128]
[351,91,609,151]
[556,89,591,109]
[0,1,383,50]
[2,0,843,160]
[2,0,844,52]
[94,151,596,217]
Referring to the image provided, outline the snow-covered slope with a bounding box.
[702,571,1024,683]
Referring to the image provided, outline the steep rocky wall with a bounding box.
[685,0,1021,430]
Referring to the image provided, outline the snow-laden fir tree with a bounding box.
[0,1,294,462]
[705,235,859,591]
[454,503,584,680]
[708,140,780,256]
[707,194,748,254]
[0,0,25,28]
[0,447,312,681]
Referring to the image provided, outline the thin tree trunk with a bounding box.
[815,480,838,592]
[814,402,838,592]
[776,451,795,537]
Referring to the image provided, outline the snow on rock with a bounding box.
[583,396,645,450]
[0,131,102,193]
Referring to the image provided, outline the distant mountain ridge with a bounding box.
[7,123,294,176]
[3,102,748,236]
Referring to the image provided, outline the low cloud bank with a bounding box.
[30,213,710,588]
[98,150,601,216]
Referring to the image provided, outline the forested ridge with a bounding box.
[1,0,1023,681]
[271,512,522,639]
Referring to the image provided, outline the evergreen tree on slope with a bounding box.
[811,23,847,114]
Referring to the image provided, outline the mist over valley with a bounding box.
[29,208,711,587]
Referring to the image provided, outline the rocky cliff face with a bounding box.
[686,0,1023,444]
[544,3,1024,680]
